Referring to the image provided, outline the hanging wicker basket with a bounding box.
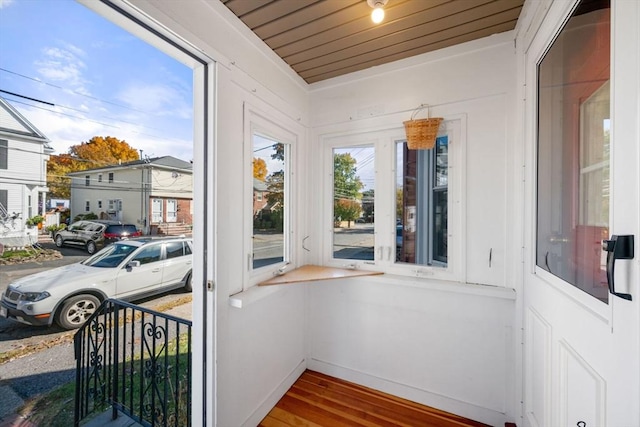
[403,105,442,150]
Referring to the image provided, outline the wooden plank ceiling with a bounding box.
[218,0,524,84]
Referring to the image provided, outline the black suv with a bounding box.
[54,220,141,254]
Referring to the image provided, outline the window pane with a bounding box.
[333,146,374,260]
[536,0,610,302]
[252,135,286,269]
[396,136,448,266]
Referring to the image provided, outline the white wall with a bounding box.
[306,34,519,425]
[109,1,520,426]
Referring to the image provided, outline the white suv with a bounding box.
[0,237,192,329]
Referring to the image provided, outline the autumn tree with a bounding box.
[46,136,139,199]
[334,198,362,228]
[70,136,139,167]
[253,157,267,181]
[47,154,82,199]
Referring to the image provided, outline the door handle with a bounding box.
[602,235,634,301]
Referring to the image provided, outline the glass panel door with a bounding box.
[536,1,610,302]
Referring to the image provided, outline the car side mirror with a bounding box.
[126,260,141,269]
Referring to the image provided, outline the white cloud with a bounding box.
[116,83,191,120]
[35,44,90,95]
[0,0,15,9]
[16,104,193,162]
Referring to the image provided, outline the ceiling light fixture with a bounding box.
[367,0,388,24]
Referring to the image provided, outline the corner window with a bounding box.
[332,146,375,261]
[395,136,448,265]
[252,135,288,269]
[323,117,461,280]
[244,104,298,289]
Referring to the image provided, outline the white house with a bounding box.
[0,96,53,247]
[79,1,639,426]
[68,155,193,234]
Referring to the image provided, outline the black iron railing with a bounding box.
[74,299,192,427]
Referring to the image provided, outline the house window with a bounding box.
[98,200,102,209]
[108,172,114,183]
[98,174,103,183]
[395,136,448,265]
[85,200,90,212]
[166,199,177,222]
[152,198,163,223]
[332,146,375,261]
[244,103,298,290]
[0,140,7,170]
[256,192,262,201]
[0,189,7,210]
[27,195,32,218]
[536,0,610,302]
[85,175,90,186]
[251,134,288,270]
[323,118,460,278]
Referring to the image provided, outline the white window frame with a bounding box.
[98,174,103,183]
[85,175,90,186]
[108,172,114,183]
[85,200,90,212]
[243,103,298,290]
[152,198,163,223]
[320,114,465,282]
[167,199,177,222]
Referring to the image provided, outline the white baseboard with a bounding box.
[307,358,509,427]
[241,359,307,427]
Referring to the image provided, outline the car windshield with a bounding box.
[81,243,139,268]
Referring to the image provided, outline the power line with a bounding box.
[4,97,188,145]
[0,67,150,115]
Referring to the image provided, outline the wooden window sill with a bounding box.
[258,264,383,286]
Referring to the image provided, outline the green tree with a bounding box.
[333,153,363,199]
[396,187,403,221]
[333,153,364,226]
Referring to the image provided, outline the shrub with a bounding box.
[25,215,45,227]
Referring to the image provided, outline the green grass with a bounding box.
[15,326,191,426]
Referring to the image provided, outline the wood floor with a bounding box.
[259,370,490,427]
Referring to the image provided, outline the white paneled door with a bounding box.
[523,1,639,426]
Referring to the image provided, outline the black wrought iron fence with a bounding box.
[74,299,192,426]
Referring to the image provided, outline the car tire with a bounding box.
[55,294,100,329]
[184,272,192,292]
[86,240,97,255]
[55,235,64,248]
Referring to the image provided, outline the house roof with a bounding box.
[0,96,54,150]
[219,0,525,84]
[253,178,268,191]
[67,155,193,175]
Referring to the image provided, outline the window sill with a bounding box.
[228,265,383,309]
[258,264,383,286]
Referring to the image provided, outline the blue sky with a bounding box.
[0,0,193,162]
